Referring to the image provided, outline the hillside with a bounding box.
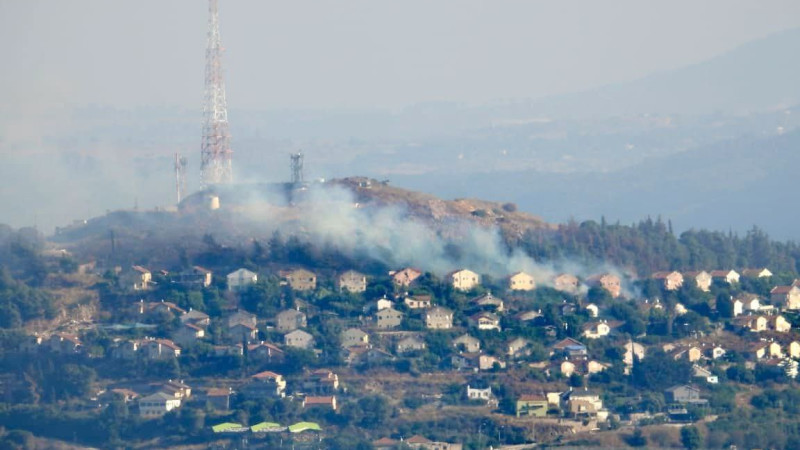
[392,129,800,241]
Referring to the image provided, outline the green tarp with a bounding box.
[288,422,322,433]
[212,422,244,433]
[251,422,283,432]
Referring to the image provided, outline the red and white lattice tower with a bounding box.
[200,0,233,187]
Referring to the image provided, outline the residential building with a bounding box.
[247,342,284,361]
[692,365,719,384]
[341,328,369,348]
[471,292,504,312]
[173,323,205,347]
[226,268,258,291]
[123,265,152,291]
[508,271,536,291]
[302,369,340,394]
[138,392,181,418]
[453,334,481,353]
[466,385,493,402]
[516,394,548,417]
[478,354,506,370]
[425,306,454,329]
[711,270,740,285]
[396,336,426,353]
[684,271,712,292]
[303,396,337,410]
[205,387,232,411]
[140,338,181,359]
[448,269,480,291]
[585,303,599,318]
[175,266,212,288]
[566,389,607,420]
[742,268,773,278]
[228,322,258,343]
[734,315,768,332]
[586,273,621,298]
[46,333,82,354]
[284,329,315,349]
[404,294,432,309]
[771,286,800,310]
[469,311,501,331]
[390,267,423,287]
[664,385,707,404]
[652,271,684,291]
[375,307,403,329]
[227,310,257,328]
[275,309,307,332]
[553,338,588,358]
[623,342,646,372]
[282,268,317,291]
[582,321,611,339]
[553,273,579,293]
[180,309,211,327]
[244,371,287,398]
[506,337,529,358]
[771,315,792,333]
[337,270,367,293]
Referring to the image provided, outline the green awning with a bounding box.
[212,422,244,433]
[251,422,283,432]
[288,422,322,433]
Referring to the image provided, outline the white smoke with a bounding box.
[236,182,635,293]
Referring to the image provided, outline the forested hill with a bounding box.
[517,218,800,277]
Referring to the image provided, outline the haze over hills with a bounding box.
[392,128,800,241]
[522,27,800,118]
[2,28,799,239]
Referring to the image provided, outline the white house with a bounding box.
[139,392,181,418]
[227,268,258,291]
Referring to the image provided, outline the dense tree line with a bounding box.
[519,218,800,276]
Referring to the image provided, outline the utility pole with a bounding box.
[174,153,188,203]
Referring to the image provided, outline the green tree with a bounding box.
[681,425,701,449]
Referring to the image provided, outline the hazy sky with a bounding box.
[2,0,800,111]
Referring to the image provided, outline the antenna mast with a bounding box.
[290,152,304,186]
[175,153,188,203]
[200,0,233,187]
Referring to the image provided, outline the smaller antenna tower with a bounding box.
[290,152,304,186]
[175,153,189,203]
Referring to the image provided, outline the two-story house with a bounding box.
[683,271,712,292]
[553,273,579,293]
[275,309,307,332]
[282,268,317,291]
[508,271,536,291]
[426,306,454,329]
[448,269,480,291]
[652,271,684,291]
[586,273,621,298]
[337,270,367,293]
[226,268,258,291]
[390,267,422,287]
[453,334,481,353]
[375,307,403,329]
[284,329,315,349]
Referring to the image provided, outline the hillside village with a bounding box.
[4,215,800,449]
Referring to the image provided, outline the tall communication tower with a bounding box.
[200,0,233,187]
[290,152,304,186]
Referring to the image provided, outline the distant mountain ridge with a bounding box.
[392,129,800,241]
[523,27,800,118]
